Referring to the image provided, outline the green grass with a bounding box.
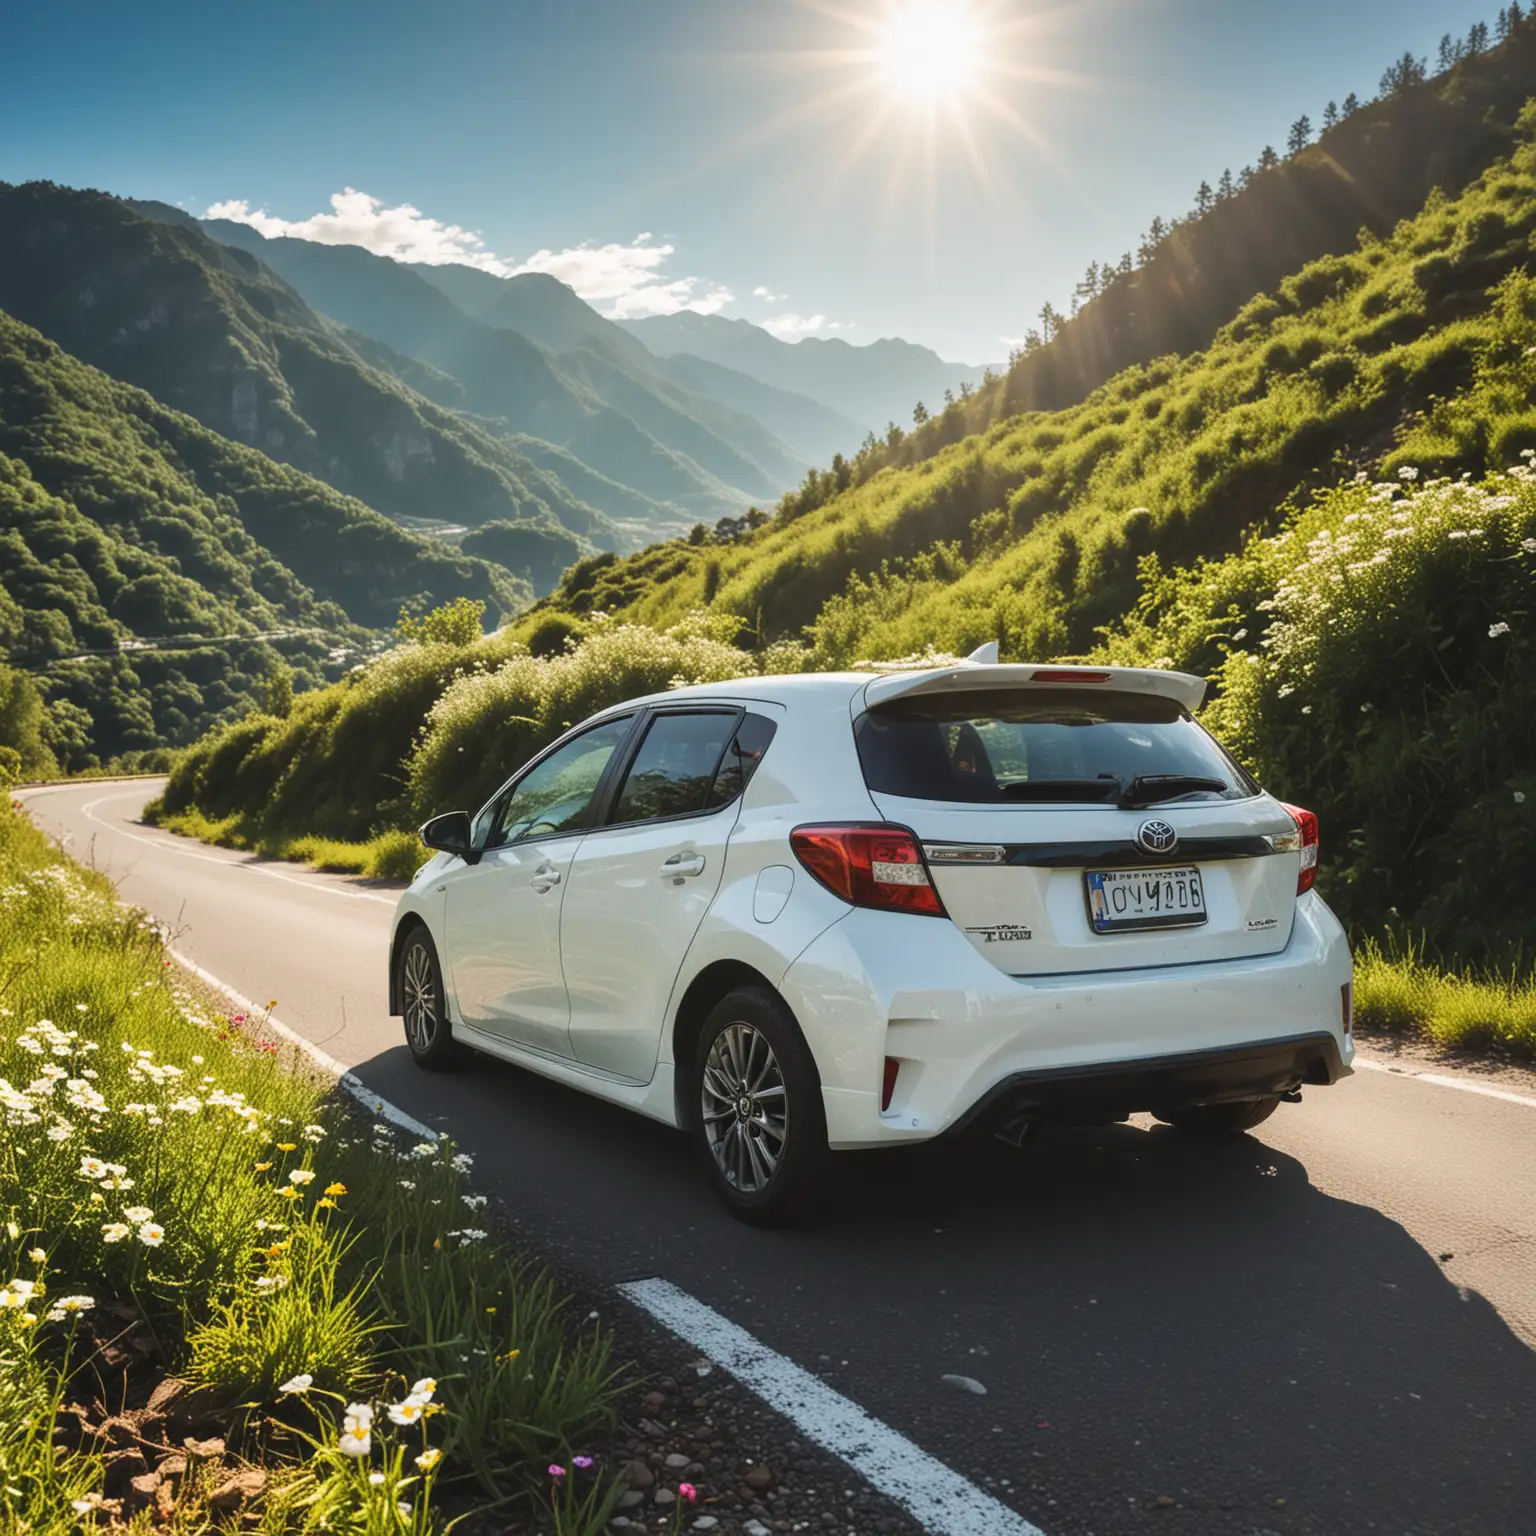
[1355,938,1536,1058]
[147,808,428,882]
[0,799,624,1533]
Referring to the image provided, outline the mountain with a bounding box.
[0,183,615,552]
[619,312,992,436]
[0,307,524,766]
[532,102,1536,669]
[411,262,868,467]
[189,222,805,520]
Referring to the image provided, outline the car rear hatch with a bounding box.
[855,665,1304,977]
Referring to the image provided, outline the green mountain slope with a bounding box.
[0,308,524,766]
[412,262,866,466]
[535,109,1536,668]
[0,183,616,549]
[194,222,803,516]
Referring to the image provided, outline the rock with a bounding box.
[146,1378,190,1416]
[654,1487,676,1507]
[127,1471,162,1507]
[693,1520,719,1531]
[745,1465,776,1491]
[156,1453,188,1481]
[642,1390,668,1411]
[1155,1493,1176,1509]
[103,1451,150,1498]
[939,1374,987,1396]
[624,1459,655,1490]
[209,1469,266,1511]
[616,1491,645,1511]
[183,1436,226,1459]
[638,1418,667,1439]
[665,1453,692,1471]
[743,1521,772,1536]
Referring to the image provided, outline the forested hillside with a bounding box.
[0,183,617,548]
[0,309,522,768]
[533,98,1536,668]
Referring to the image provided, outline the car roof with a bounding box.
[607,662,1207,716]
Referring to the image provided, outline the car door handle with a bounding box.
[660,851,706,879]
[529,863,562,893]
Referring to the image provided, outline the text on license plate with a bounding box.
[1086,866,1207,933]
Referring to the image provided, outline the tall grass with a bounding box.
[0,798,625,1531]
[1354,937,1536,1057]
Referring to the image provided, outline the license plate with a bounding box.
[1086,866,1207,933]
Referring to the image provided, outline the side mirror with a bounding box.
[419,811,477,864]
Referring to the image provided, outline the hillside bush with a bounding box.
[1101,465,1536,960]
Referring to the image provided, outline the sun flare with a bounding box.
[875,2,984,104]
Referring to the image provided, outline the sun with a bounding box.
[875,2,984,104]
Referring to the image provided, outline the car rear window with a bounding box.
[854,689,1257,805]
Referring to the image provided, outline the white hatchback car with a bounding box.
[389,658,1353,1220]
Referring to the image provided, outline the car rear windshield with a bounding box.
[854,689,1258,806]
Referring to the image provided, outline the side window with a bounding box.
[704,713,777,809]
[609,712,741,827]
[480,716,631,850]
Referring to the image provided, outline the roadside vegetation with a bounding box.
[0,796,626,1532]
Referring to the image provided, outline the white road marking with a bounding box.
[22,784,396,907]
[618,1277,1046,1536]
[1354,1057,1536,1111]
[167,948,438,1142]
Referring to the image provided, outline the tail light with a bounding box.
[789,824,946,917]
[882,1056,901,1111]
[1279,802,1319,894]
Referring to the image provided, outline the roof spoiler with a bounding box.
[863,660,1207,713]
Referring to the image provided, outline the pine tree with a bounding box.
[1380,52,1427,95]
[1498,6,1513,40]
[1323,100,1339,131]
[1343,92,1361,115]
[1217,167,1235,199]
[1513,4,1526,29]
[1468,19,1490,52]
[1437,33,1458,71]
[1138,216,1168,265]
[1239,164,1257,187]
[1257,145,1280,172]
[1117,251,1133,278]
[912,401,930,426]
[1194,179,1214,214]
[1287,116,1313,157]
[1039,301,1063,339]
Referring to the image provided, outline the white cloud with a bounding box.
[760,312,846,340]
[510,240,733,318]
[752,285,786,302]
[205,189,733,318]
[205,188,510,272]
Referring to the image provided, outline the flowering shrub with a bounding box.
[1103,465,1536,958]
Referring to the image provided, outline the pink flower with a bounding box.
[548,1464,565,1479]
[573,1455,594,1469]
[679,1483,698,1502]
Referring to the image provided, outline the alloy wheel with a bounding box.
[701,1022,789,1194]
[402,940,438,1053]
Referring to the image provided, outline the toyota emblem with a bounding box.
[1136,819,1179,856]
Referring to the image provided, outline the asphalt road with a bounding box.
[22,781,1536,1536]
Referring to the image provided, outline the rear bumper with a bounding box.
[951,1031,1345,1134]
[780,891,1354,1148]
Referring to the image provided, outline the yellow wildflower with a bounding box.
[324,1182,347,1197]
[276,1187,301,1202]
[275,1142,297,1153]
[255,1162,273,1173]
[316,1198,336,1210]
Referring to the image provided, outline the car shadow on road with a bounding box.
[347,1044,1536,1534]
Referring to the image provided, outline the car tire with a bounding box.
[691,986,828,1226]
[397,926,461,1071]
[1154,1096,1280,1135]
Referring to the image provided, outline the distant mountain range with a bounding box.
[620,312,992,440]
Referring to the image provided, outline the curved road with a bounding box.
[22,780,1536,1535]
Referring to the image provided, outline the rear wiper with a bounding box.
[1000,777,1121,802]
[1121,774,1227,808]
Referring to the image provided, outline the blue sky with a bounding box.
[0,0,1502,362]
